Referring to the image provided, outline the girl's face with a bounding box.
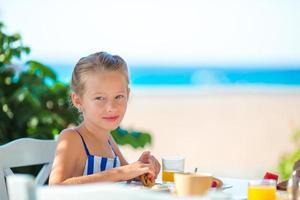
[75,70,129,131]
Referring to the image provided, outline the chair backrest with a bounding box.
[0,138,56,200]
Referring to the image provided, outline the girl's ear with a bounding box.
[71,92,82,110]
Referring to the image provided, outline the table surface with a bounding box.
[37,177,251,200]
[220,177,248,200]
[125,177,249,200]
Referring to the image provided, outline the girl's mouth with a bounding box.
[102,116,119,122]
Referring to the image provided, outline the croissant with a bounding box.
[140,174,155,187]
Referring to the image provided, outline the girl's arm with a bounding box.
[49,129,85,185]
[49,130,155,185]
[55,161,155,185]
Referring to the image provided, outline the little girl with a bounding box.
[49,52,160,185]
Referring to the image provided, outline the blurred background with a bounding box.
[0,0,300,179]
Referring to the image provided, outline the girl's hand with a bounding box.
[138,151,151,163]
[138,151,161,179]
[149,155,161,179]
[119,161,156,181]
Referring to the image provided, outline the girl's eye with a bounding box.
[115,95,125,100]
[95,96,105,101]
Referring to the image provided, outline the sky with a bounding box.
[0,0,299,67]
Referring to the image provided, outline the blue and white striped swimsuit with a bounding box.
[75,130,121,175]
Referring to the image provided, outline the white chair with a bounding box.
[0,138,57,200]
[6,174,35,200]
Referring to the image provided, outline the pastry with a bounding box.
[140,174,155,187]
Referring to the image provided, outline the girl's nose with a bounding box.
[106,101,117,112]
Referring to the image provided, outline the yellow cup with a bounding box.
[248,179,276,200]
[161,156,184,183]
[174,172,212,196]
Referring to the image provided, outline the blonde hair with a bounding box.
[71,52,129,96]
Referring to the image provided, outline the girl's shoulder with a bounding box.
[57,128,82,146]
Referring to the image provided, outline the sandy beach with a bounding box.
[119,86,300,179]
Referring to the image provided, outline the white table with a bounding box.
[125,177,249,200]
[220,177,249,200]
[7,175,250,200]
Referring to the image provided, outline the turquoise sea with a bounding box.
[50,63,300,87]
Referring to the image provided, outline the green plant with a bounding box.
[278,129,300,180]
[0,21,151,148]
[112,127,152,148]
